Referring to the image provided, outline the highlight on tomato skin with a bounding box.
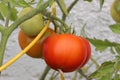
[42,34,91,72]
[18,28,55,58]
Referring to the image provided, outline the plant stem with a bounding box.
[90,56,100,68]
[39,66,51,80]
[0,24,4,33]
[78,69,91,80]
[62,0,79,21]
[0,1,49,73]
[41,11,69,30]
[0,30,9,70]
[5,2,11,27]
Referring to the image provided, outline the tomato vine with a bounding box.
[0,0,120,80]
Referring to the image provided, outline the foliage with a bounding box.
[0,0,120,80]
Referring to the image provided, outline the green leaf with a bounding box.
[8,0,30,7]
[17,0,30,7]
[49,0,54,6]
[87,38,120,52]
[100,0,104,9]
[89,61,114,79]
[0,2,8,17]
[10,7,18,21]
[56,0,68,16]
[110,24,120,34]
[115,46,120,55]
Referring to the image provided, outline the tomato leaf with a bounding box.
[10,7,18,21]
[0,2,8,17]
[109,23,120,34]
[8,0,30,7]
[115,46,120,55]
[56,0,68,16]
[89,61,114,79]
[87,38,120,52]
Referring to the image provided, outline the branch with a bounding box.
[39,66,50,80]
[62,0,79,21]
[41,11,69,31]
[5,2,11,27]
[0,1,49,74]
[78,69,92,80]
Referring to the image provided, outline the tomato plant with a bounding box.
[18,28,55,58]
[42,34,91,72]
[1,0,120,80]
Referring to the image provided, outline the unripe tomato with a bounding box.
[110,0,120,23]
[18,28,55,58]
[19,7,44,37]
[42,34,89,72]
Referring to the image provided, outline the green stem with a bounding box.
[41,11,69,30]
[0,1,49,73]
[5,2,11,27]
[39,66,51,80]
[0,24,4,33]
[78,69,91,80]
[62,0,79,21]
[0,30,9,69]
[90,56,100,68]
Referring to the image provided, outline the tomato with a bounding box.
[110,0,120,23]
[19,7,44,37]
[42,34,88,72]
[18,28,55,58]
[80,37,91,67]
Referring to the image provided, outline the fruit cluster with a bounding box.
[18,7,91,72]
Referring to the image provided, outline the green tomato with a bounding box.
[110,0,120,23]
[19,7,44,37]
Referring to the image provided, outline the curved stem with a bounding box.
[0,1,49,72]
[41,11,69,30]
[0,21,50,72]
[39,66,51,80]
[0,30,9,67]
[62,0,79,21]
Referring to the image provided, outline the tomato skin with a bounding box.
[18,28,55,58]
[80,37,91,67]
[42,34,87,72]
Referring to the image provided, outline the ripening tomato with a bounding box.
[18,28,55,58]
[42,34,90,72]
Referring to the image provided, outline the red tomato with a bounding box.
[42,34,88,72]
[80,37,91,67]
[18,28,55,58]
